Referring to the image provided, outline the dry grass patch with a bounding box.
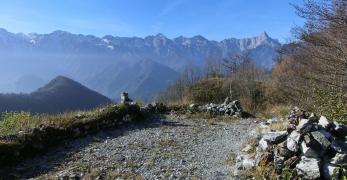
[259,105,290,119]
[225,152,237,165]
[269,121,289,131]
[158,139,177,148]
[253,162,277,180]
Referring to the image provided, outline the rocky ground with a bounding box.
[9,114,257,179]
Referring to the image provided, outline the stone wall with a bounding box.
[0,104,148,167]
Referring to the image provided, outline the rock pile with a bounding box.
[141,102,169,114]
[192,97,243,117]
[253,107,347,179]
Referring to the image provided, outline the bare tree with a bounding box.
[204,55,224,78]
[293,0,347,94]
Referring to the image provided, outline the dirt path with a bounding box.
[10,115,256,179]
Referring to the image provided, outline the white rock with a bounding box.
[318,116,330,129]
[259,138,268,151]
[330,153,347,165]
[322,163,339,180]
[236,154,255,170]
[287,130,301,152]
[296,156,321,179]
[297,119,309,130]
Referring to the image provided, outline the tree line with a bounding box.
[158,0,347,123]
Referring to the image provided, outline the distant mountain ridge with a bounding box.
[0,28,281,99]
[0,76,112,114]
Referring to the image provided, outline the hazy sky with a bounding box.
[0,0,304,42]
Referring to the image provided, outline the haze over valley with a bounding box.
[0,28,280,100]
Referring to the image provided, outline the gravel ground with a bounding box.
[10,114,257,179]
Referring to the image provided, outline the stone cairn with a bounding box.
[120,92,133,104]
[188,97,243,117]
[249,107,347,179]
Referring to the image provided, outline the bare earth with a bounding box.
[11,115,256,179]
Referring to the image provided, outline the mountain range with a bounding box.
[0,28,281,100]
[0,76,112,114]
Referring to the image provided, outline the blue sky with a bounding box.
[0,0,304,42]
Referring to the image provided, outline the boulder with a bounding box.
[301,141,322,158]
[287,130,301,152]
[332,121,347,137]
[295,156,321,179]
[262,131,288,144]
[259,138,268,151]
[318,116,330,129]
[235,154,255,170]
[331,140,347,153]
[297,119,309,131]
[330,152,347,166]
[318,129,332,139]
[310,131,331,150]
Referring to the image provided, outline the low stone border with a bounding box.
[0,104,149,167]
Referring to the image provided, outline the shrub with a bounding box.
[187,78,229,104]
[312,89,347,124]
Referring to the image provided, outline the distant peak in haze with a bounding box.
[50,30,73,37]
[259,31,269,38]
[155,33,167,38]
[35,76,84,94]
[0,28,277,43]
